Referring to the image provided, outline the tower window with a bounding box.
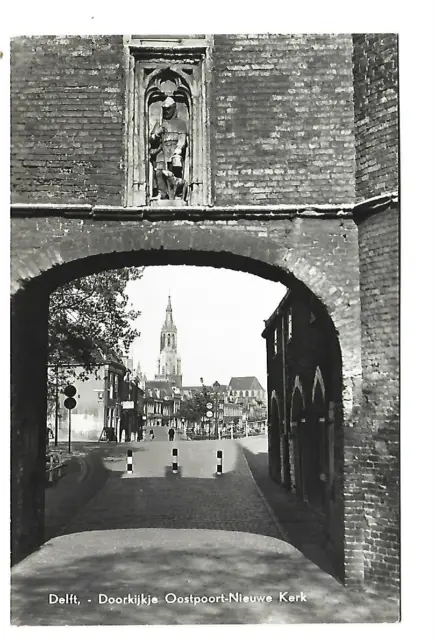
[273,328,279,355]
[288,310,293,341]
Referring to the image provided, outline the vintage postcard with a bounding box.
[8,21,403,630]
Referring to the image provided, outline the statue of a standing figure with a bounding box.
[149,96,188,201]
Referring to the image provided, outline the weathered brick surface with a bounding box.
[352,34,399,200]
[352,34,400,594]
[10,215,360,356]
[213,34,356,205]
[11,34,356,207]
[10,36,125,205]
[356,204,400,592]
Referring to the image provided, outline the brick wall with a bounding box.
[10,35,125,205]
[356,204,400,591]
[213,34,356,205]
[352,33,400,593]
[11,34,356,207]
[352,34,399,200]
[10,215,361,355]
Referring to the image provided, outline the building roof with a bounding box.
[228,376,265,391]
[145,380,181,398]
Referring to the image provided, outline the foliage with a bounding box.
[178,385,213,425]
[47,267,143,415]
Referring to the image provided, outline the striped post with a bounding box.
[127,449,133,474]
[172,448,178,474]
[217,450,223,475]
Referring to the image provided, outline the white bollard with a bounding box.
[216,450,223,475]
[172,448,178,474]
[127,449,133,474]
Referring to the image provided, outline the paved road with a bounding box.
[11,437,399,625]
[142,425,180,442]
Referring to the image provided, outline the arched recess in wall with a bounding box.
[144,68,192,204]
[307,365,328,510]
[269,391,281,484]
[290,376,305,498]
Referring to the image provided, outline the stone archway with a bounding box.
[10,216,360,567]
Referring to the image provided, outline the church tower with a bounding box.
[156,295,182,388]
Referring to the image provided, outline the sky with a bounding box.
[125,266,287,388]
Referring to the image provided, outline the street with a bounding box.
[11,433,399,625]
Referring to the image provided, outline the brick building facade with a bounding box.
[10,34,399,594]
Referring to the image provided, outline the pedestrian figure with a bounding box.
[149,429,155,440]
[168,427,175,442]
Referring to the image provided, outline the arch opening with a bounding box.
[11,244,346,582]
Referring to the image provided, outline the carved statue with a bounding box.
[149,96,189,201]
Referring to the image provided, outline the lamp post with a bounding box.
[213,381,220,440]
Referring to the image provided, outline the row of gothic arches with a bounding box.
[270,365,336,515]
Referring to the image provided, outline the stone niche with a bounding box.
[124,36,213,207]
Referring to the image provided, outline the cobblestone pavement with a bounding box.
[11,437,400,625]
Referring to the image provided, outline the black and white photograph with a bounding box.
[6,4,433,631]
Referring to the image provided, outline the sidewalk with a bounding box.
[239,436,333,575]
[44,443,116,542]
[239,435,400,617]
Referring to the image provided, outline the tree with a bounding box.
[47,267,143,414]
[178,385,213,426]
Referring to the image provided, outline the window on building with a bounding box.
[273,327,279,355]
[108,373,114,400]
[288,309,293,341]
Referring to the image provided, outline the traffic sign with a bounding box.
[206,402,213,410]
[64,397,76,410]
[205,410,213,418]
[64,385,77,398]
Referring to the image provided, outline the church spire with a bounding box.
[156,294,182,387]
[162,294,175,331]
